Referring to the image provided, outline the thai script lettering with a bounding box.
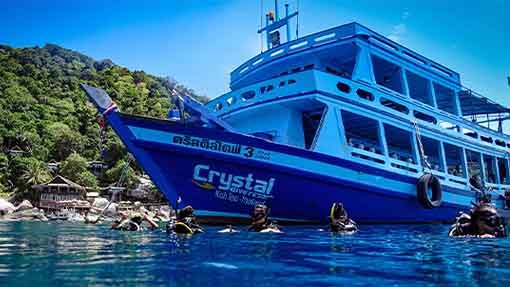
[173,135,247,156]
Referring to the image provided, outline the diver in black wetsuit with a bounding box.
[449,203,507,238]
[111,211,159,231]
[169,205,203,234]
[249,204,277,232]
[329,202,358,233]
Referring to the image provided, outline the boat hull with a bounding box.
[106,113,472,224]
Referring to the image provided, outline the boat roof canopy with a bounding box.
[459,90,510,116]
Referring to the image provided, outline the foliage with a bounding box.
[104,159,139,189]
[60,153,97,189]
[0,44,207,200]
[22,159,51,186]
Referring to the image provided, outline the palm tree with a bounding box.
[21,160,51,202]
[22,160,51,186]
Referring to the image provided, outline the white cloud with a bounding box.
[402,10,410,20]
[387,23,407,43]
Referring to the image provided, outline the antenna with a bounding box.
[258,0,299,51]
[260,0,264,53]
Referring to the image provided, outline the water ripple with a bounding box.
[0,222,510,286]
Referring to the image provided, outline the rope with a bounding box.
[90,156,133,223]
[295,0,300,39]
[412,119,431,172]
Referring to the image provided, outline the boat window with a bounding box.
[326,66,352,78]
[336,82,351,93]
[414,111,437,124]
[260,84,274,94]
[466,149,482,182]
[483,154,497,184]
[303,108,326,150]
[303,64,315,71]
[497,157,509,184]
[215,102,223,111]
[421,137,443,172]
[342,110,382,155]
[480,135,493,143]
[406,71,433,106]
[292,67,302,73]
[371,55,404,94]
[384,124,416,165]
[320,44,357,79]
[495,139,506,147]
[279,81,286,87]
[288,79,296,85]
[444,143,465,178]
[380,98,409,114]
[434,83,457,115]
[356,89,374,101]
[226,96,236,105]
[241,91,256,101]
[439,120,459,132]
[462,127,477,139]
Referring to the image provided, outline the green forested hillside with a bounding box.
[0,44,206,200]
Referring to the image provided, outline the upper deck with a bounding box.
[203,18,510,194]
[230,22,460,90]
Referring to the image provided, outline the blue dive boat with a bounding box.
[83,2,510,223]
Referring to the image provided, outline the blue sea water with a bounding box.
[0,222,510,286]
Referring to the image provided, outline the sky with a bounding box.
[1,0,509,104]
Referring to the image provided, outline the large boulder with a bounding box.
[14,200,33,212]
[103,202,118,217]
[92,197,109,209]
[0,198,15,215]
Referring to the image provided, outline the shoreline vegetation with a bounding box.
[0,44,207,204]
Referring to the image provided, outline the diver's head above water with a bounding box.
[253,204,268,218]
[331,202,348,221]
[449,203,507,238]
[178,205,195,219]
[471,204,505,237]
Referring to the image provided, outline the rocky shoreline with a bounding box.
[0,197,173,224]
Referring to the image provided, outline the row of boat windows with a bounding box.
[371,55,459,114]
[214,79,298,111]
[335,80,510,150]
[40,194,81,201]
[342,110,510,184]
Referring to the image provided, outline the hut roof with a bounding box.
[32,175,86,191]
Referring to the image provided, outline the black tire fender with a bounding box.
[417,173,442,208]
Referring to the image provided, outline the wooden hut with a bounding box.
[33,175,90,211]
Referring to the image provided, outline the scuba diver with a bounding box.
[248,204,282,233]
[111,211,159,231]
[329,202,358,234]
[449,203,507,238]
[168,205,204,235]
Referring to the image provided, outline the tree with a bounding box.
[46,122,84,161]
[0,153,8,194]
[22,159,51,186]
[104,159,139,189]
[60,152,97,189]
[8,156,47,201]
